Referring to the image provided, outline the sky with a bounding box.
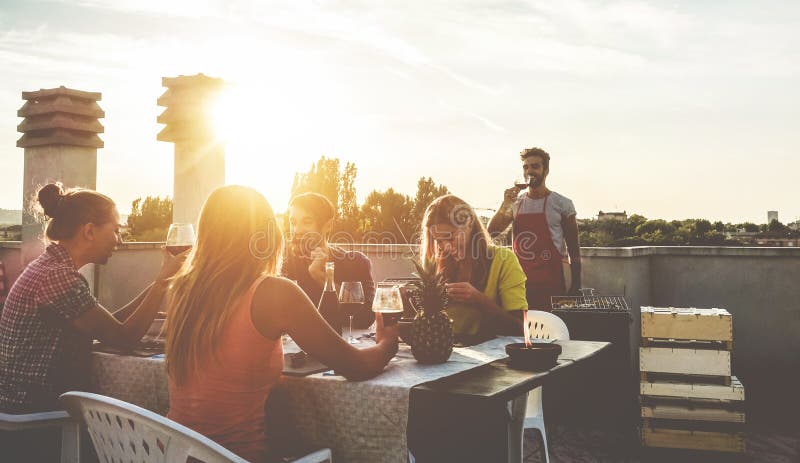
[0,0,798,224]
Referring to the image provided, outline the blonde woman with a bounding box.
[421,195,526,343]
[165,186,398,462]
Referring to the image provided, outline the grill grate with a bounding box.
[551,288,629,312]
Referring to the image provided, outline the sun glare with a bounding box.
[209,91,236,145]
[206,82,327,210]
[203,73,371,211]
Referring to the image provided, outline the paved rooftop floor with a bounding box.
[523,424,799,463]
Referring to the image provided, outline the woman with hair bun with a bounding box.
[0,183,186,414]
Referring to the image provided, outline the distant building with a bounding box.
[768,211,779,223]
[727,230,758,243]
[755,237,799,247]
[788,221,800,232]
[598,211,627,221]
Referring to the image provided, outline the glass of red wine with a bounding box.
[372,283,403,327]
[339,281,365,344]
[166,223,196,256]
[513,175,531,190]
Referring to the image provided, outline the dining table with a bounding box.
[90,331,610,463]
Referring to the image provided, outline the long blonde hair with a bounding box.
[165,185,283,385]
[420,194,494,291]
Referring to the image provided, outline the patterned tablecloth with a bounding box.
[90,334,520,463]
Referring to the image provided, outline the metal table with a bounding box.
[408,340,611,463]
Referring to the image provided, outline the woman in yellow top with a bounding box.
[420,195,527,343]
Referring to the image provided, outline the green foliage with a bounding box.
[635,219,675,237]
[134,227,170,242]
[627,214,647,229]
[290,157,450,244]
[410,258,448,312]
[641,230,669,245]
[338,162,360,240]
[410,177,449,229]
[360,188,416,243]
[291,156,360,240]
[575,214,781,246]
[704,230,726,245]
[285,158,790,247]
[768,219,787,234]
[127,196,173,242]
[578,230,614,247]
[741,222,760,233]
[613,236,649,247]
[694,219,712,237]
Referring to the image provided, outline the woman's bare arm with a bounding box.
[251,277,398,381]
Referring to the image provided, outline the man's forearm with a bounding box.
[569,261,582,291]
[563,215,581,292]
[487,206,514,236]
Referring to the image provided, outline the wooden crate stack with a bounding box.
[639,307,746,454]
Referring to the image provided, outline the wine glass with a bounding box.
[339,282,365,344]
[513,175,530,190]
[372,283,403,326]
[166,223,196,256]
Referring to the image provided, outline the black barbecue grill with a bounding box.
[547,288,638,427]
[551,295,630,312]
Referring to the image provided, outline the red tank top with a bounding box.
[168,275,282,462]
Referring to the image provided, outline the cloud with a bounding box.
[48,0,225,19]
[0,24,159,80]
[525,0,695,48]
[41,1,504,96]
[467,112,508,133]
[1,1,799,221]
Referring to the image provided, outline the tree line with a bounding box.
[122,156,798,246]
[124,156,449,243]
[288,157,448,243]
[578,215,798,247]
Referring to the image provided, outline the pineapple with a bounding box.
[409,259,454,364]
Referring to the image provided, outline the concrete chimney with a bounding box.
[157,74,226,225]
[17,86,104,265]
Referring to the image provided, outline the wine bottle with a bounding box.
[317,261,342,336]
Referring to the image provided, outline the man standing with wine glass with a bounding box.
[281,192,376,329]
[487,147,582,310]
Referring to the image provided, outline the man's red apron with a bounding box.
[512,194,565,310]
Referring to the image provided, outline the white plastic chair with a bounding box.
[521,310,570,463]
[0,409,81,462]
[60,391,332,463]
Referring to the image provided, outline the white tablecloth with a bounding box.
[90,334,519,463]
